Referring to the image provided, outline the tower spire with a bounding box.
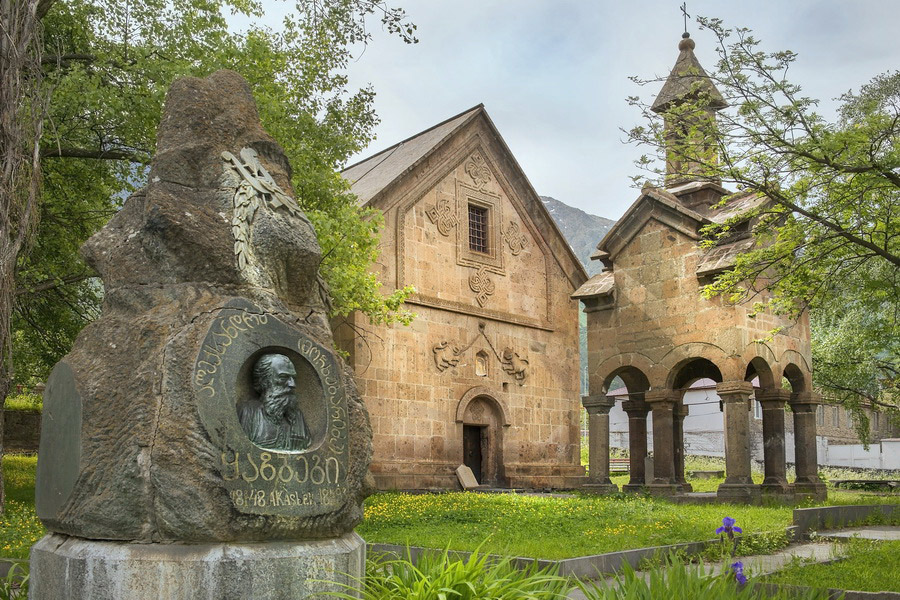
[652,32,726,185]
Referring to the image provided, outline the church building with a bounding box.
[338,106,589,490]
[574,33,826,502]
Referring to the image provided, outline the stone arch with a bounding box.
[666,357,724,391]
[455,386,509,487]
[657,342,735,385]
[601,366,650,397]
[594,352,655,393]
[745,356,776,389]
[455,386,511,427]
[781,363,809,393]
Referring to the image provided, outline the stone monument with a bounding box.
[29,70,372,599]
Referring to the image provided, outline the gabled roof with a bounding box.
[573,183,763,300]
[342,105,588,289]
[342,105,483,206]
[651,34,726,113]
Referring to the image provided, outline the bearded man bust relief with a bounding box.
[239,353,311,451]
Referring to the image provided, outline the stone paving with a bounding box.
[820,525,900,541]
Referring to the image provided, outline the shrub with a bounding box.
[328,546,570,600]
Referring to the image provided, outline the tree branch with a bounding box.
[40,147,149,163]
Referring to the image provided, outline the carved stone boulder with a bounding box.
[34,70,372,546]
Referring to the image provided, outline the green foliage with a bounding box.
[2,394,41,412]
[577,557,832,600]
[12,0,417,384]
[329,546,569,600]
[627,18,899,435]
[0,562,28,600]
[764,539,900,593]
[0,456,43,559]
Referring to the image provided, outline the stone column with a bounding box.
[756,389,791,496]
[644,389,681,495]
[716,381,760,503]
[790,391,827,501]
[622,395,650,492]
[673,400,692,492]
[582,395,618,494]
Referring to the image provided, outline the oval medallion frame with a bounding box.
[192,300,349,516]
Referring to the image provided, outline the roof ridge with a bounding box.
[342,103,484,172]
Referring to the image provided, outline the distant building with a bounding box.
[338,106,588,490]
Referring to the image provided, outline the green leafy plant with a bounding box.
[328,545,570,600]
[0,562,28,600]
[576,556,831,600]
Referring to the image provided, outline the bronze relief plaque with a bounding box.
[193,300,348,517]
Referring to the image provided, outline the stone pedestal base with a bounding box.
[793,481,828,502]
[582,482,619,494]
[760,480,792,498]
[646,483,682,497]
[29,532,365,600]
[622,483,648,493]
[716,483,761,504]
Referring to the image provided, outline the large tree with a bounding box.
[8,0,417,388]
[627,18,899,434]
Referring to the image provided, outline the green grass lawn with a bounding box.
[3,452,897,562]
[763,539,900,593]
[359,491,794,559]
[1,454,43,559]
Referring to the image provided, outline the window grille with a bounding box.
[468,204,489,253]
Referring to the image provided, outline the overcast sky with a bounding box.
[245,1,900,220]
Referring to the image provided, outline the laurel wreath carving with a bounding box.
[223,148,308,274]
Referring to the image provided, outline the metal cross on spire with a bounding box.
[680,2,690,35]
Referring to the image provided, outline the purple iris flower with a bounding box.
[730,561,747,585]
[716,516,743,537]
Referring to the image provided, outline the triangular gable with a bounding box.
[594,186,708,263]
[342,106,589,289]
[342,105,483,206]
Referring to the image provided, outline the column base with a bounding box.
[716,483,761,504]
[622,483,648,493]
[677,482,694,493]
[760,479,792,497]
[646,483,682,497]
[793,481,827,502]
[582,482,619,494]
[29,532,365,600]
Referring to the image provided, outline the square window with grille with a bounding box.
[468,204,489,253]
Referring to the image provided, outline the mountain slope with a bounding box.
[540,196,615,276]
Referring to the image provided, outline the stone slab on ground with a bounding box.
[29,531,365,600]
[456,465,479,489]
[821,526,900,541]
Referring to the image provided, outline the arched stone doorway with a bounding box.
[456,387,510,487]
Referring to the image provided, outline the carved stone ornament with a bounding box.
[432,323,528,384]
[500,348,529,382]
[224,147,309,273]
[465,153,493,190]
[468,265,496,307]
[425,196,458,236]
[433,341,461,372]
[502,221,528,256]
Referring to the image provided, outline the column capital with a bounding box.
[622,399,650,415]
[715,380,754,400]
[582,394,615,414]
[644,389,678,405]
[756,389,792,407]
[790,391,823,407]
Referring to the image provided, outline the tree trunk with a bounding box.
[1,0,52,513]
